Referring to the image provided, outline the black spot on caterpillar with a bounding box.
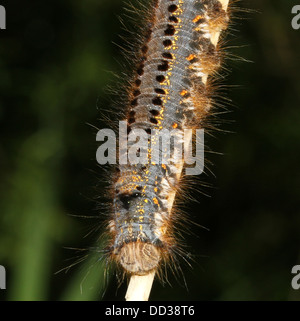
[98,0,233,280]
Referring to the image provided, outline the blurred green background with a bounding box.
[0,0,300,301]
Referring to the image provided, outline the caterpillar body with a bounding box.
[105,0,231,279]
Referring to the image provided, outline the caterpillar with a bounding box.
[99,0,232,299]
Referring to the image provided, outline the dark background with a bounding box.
[0,0,300,300]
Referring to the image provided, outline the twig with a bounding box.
[125,271,155,301]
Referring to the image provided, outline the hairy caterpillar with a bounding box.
[99,0,232,299]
